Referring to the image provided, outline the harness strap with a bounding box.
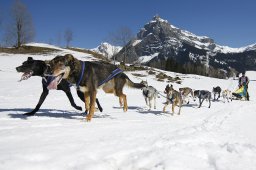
[98,68,123,86]
[42,76,56,87]
[76,61,85,87]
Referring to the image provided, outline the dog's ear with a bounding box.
[27,57,33,61]
[64,54,74,66]
[44,60,50,64]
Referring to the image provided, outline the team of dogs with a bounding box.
[16,54,233,121]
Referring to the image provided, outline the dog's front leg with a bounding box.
[86,91,97,121]
[154,96,156,109]
[163,103,168,112]
[24,87,49,116]
[171,103,175,114]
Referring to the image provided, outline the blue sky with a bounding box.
[1,0,255,48]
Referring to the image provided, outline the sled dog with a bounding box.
[141,81,158,110]
[222,89,232,103]
[163,84,182,115]
[193,90,211,108]
[179,87,194,104]
[212,86,221,100]
[48,54,145,121]
[16,57,103,116]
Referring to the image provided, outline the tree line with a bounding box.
[148,57,236,79]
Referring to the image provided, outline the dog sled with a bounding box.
[232,85,249,100]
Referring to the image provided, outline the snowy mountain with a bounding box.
[1,45,256,169]
[91,42,122,59]
[115,15,256,73]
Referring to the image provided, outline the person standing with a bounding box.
[239,72,249,100]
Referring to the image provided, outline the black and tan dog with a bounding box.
[16,57,103,116]
[163,84,182,115]
[48,54,145,121]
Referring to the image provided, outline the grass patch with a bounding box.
[68,47,108,61]
[131,73,147,77]
[0,45,59,54]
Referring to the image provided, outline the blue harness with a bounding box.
[76,61,123,87]
[42,76,56,87]
[76,61,86,87]
[98,68,123,86]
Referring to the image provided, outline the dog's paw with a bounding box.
[23,112,35,116]
[81,111,88,116]
[75,106,83,111]
[98,107,103,112]
[86,115,92,122]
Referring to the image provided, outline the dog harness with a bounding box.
[75,61,123,87]
[98,68,123,86]
[76,61,86,87]
[42,76,56,87]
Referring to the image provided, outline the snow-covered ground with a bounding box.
[0,45,256,170]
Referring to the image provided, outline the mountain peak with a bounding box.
[150,15,169,24]
[91,42,122,59]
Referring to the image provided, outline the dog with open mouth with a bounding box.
[16,57,103,116]
[48,54,145,121]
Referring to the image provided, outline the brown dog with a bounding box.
[179,87,194,104]
[48,54,144,121]
[163,84,182,115]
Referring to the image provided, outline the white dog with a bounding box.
[141,81,158,110]
[222,89,232,103]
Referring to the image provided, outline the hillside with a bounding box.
[0,43,256,170]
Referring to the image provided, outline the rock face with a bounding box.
[114,15,256,73]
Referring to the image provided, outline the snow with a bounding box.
[137,53,159,63]
[132,40,142,46]
[1,45,256,170]
[91,42,122,59]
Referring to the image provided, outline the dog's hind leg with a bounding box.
[119,97,123,107]
[120,94,128,112]
[86,91,97,121]
[83,92,90,115]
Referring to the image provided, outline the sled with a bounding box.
[232,85,248,100]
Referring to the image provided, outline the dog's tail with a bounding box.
[124,74,145,89]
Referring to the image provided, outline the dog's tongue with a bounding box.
[19,71,33,82]
[47,78,58,90]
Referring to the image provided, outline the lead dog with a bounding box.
[16,57,103,116]
[141,81,158,110]
[48,54,145,121]
[193,90,211,108]
[163,84,182,115]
